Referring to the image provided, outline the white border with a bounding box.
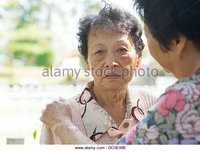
[0,145,199,151]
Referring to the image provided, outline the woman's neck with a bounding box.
[178,43,200,78]
[91,83,128,109]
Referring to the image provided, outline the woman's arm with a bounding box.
[40,99,95,144]
[53,121,95,144]
[40,125,54,144]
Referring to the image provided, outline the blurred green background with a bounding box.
[0,0,104,85]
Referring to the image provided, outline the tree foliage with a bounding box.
[0,0,102,67]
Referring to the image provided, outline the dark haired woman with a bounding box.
[117,0,200,144]
[42,0,200,144]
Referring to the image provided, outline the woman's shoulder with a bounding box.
[59,94,87,134]
[62,94,80,103]
[59,94,81,110]
[128,87,158,111]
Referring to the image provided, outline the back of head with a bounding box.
[134,0,200,51]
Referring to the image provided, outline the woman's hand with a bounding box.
[40,98,95,144]
[40,98,73,130]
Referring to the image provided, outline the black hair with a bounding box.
[77,4,144,59]
[134,0,200,51]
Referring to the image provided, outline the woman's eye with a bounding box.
[119,48,127,53]
[95,50,103,54]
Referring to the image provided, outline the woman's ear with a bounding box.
[171,34,186,57]
[84,59,90,70]
[136,53,142,68]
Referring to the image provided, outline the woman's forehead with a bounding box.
[88,26,132,42]
[89,26,119,36]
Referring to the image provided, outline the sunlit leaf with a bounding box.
[33,130,37,140]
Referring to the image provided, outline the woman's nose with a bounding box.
[104,54,119,68]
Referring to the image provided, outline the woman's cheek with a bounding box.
[147,38,158,59]
[120,51,137,67]
[90,55,105,68]
[88,56,100,68]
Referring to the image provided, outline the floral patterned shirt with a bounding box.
[116,70,200,144]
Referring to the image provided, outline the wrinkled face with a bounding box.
[86,26,141,90]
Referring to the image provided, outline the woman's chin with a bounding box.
[102,78,127,88]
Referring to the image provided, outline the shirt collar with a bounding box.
[177,70,200,83]
[77,81,142,141]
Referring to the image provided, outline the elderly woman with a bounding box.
[40,4,157,144]
[44,0,200,145]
